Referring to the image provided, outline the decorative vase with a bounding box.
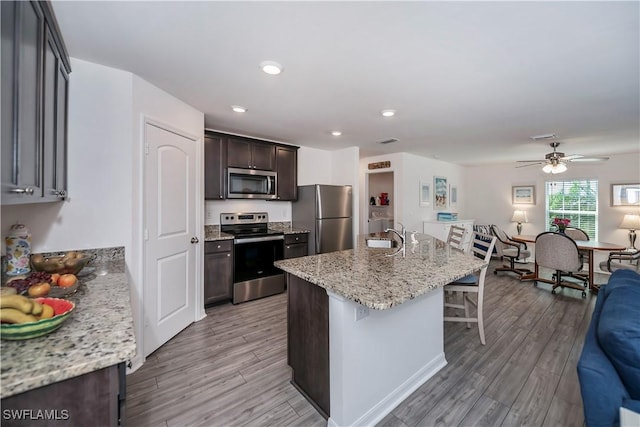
[558,227,566,234]
[5,223,31,276]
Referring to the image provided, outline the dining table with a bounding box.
[511,234,626,292]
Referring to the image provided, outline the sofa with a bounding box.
[577,269,640,427]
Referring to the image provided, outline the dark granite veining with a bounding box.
[1,246,136,398]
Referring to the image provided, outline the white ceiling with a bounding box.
[51,1,639,165]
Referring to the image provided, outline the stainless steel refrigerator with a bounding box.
[292,184,353,255]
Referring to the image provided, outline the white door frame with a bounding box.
[133,116,204,367]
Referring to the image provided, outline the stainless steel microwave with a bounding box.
[227,167,277,199]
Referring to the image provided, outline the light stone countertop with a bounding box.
[1,248,136,398]
[204,225,234,242]
[204,223,309,241]
[274,233,487,310]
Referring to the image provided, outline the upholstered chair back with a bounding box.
[535,232,582,273]
[565,227,589,242]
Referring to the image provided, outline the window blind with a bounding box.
[545,179,599,240]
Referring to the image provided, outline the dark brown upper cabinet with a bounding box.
[204,131,298,201]
[204,132,226,200]
[276,145,298,201]
[227,136,275,171]
[1,0,71,205]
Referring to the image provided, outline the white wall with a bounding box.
[465,151,640,268]
[359,152,466,234]
[2,59,134,254]
[2,58,204,371]
[298,146,333,185]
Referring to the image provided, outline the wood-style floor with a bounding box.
[126,260,597,427]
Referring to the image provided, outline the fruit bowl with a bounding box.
[30,252,92,275]
[0,298,75,340]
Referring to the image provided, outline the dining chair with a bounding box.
[490,225,532,278]
[535,231,588,297]
[444,232,497,345]
[560,227,590,284]
[599,250,640,273]
[447,225,468,253]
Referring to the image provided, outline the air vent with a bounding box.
[529,133,557,141]
[377,138,399,145]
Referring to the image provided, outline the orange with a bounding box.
[28,282,51,297]
[57,274,77,288]
[50,273,61,285]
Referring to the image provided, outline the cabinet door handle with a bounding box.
[10,187,34,195]
[227,253,230,257]
[191,237,199,244]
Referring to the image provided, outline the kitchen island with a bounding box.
[1,247,136,426]
[274,233,487,427]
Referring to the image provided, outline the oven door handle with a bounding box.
[235,235,284,244]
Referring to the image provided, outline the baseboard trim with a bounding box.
[328,353,447,427]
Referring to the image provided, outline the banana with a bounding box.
[39,304,54,319]
[30,300,43,316]
[0,294,33,314]
[0,308,38,324]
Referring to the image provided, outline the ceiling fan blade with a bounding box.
[560,154,584,161]
[570,156,610,163]
[516,160,545,163]
[516,162,543,168]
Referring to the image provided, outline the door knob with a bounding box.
[190,237,199,244]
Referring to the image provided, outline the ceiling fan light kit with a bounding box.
[542,162,567,174]
[517,141,608,174]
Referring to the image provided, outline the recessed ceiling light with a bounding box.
[331,131,342,136]
[231,105,247,113]
[381,109,396,117]
[260,61,283,75]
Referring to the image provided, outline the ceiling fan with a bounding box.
[516,142,609,174]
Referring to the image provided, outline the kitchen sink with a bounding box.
[365,238,398,248]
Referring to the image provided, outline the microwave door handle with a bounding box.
[267,176,273,195]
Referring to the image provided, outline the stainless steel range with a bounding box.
[220,212,284,304]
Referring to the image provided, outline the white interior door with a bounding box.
[143,122,197,357]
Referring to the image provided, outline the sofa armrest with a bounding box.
[577,287,631,427]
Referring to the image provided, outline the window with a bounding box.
[546,179,599,240]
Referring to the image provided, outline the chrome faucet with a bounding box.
[385,223,406,256]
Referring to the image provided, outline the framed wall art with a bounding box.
[450,185,458,207]
[434,176,448,210]
[419,181,430,207]
[512,185,535,205]
[611,183,640,206]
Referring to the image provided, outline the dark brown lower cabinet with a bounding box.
[1,362,126,426]
[284,233,308,259]
[287,273,330,418]
[204,240,234,305]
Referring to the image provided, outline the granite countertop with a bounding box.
[204,225,234,242]
[274,233,487,310]
[1,247,136,398]
[204,223,309,241]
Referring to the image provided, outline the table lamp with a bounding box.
[620,214,640,249]
[511,210,528,235]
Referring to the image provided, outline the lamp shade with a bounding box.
[511,210,528,223]
[620,214,640,230]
